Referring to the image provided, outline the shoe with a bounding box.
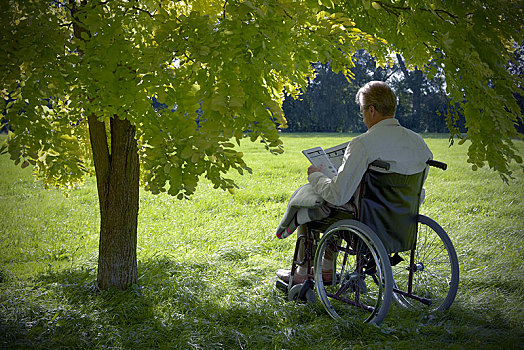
[276,269,309,285]
[276,268,333,285]
[320,269,334,284]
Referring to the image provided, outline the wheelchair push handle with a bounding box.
[426,159,447,170]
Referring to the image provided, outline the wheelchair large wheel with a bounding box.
[314,220,393,325]
[392,215,459,311]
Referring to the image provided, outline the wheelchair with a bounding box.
[276,159,459,325]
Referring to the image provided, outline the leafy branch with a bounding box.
[131,5,155,19]
[374,1,459,25]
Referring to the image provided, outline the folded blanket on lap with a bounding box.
[275,184,330,239]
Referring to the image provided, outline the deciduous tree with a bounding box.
[0,0,361,289]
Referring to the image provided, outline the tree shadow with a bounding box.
[1,262,166,349]
[385,282,524,348]
[2,256,523,349]
[0,257,339,349]
[445,301,524,346]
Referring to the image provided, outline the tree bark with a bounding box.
[88,115,139,290]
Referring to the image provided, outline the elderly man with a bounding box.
[276,80,433,284]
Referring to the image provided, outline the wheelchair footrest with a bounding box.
[276,279,289,294]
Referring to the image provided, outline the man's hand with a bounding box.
[308,164,322,175]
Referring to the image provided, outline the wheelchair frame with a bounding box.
[276,160,459,325]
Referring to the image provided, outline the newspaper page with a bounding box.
[302,142,349,179]
[324,142,349,170]
[302,147,338,179]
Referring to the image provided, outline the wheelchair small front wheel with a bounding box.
[288,281,316,304]
[314,220,393,324]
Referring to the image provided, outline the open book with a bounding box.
[302,142,349,179]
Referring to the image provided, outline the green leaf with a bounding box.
[180,146,194,160]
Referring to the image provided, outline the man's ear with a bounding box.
[369,105,377,119]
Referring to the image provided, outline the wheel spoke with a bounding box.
[392,216,459,311]
[314,221,393,324]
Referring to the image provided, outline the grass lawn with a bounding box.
[0,133,523,349]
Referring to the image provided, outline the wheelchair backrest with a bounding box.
[357,168,426,254]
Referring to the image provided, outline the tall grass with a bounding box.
[0,134,522,349]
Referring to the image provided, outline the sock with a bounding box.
[297,265,308,275]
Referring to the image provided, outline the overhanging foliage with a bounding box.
[1,0,522,195]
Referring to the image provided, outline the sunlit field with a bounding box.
[1,133,522,349]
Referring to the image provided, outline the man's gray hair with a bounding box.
[356,81,397,117]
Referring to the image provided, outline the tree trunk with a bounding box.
[88,115,139,290]
[72,1,139,290]
[396,54,423,129]
[411,69,423,127]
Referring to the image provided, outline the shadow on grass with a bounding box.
[2,256,523,349]
[0,257,361,349]
[1,264,165,349]
[449,303,524,347]
[383,299,524,349]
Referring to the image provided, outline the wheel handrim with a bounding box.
[315,225,390,323]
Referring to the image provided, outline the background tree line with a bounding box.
[282,50,523,134]
[3,49,522,136]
